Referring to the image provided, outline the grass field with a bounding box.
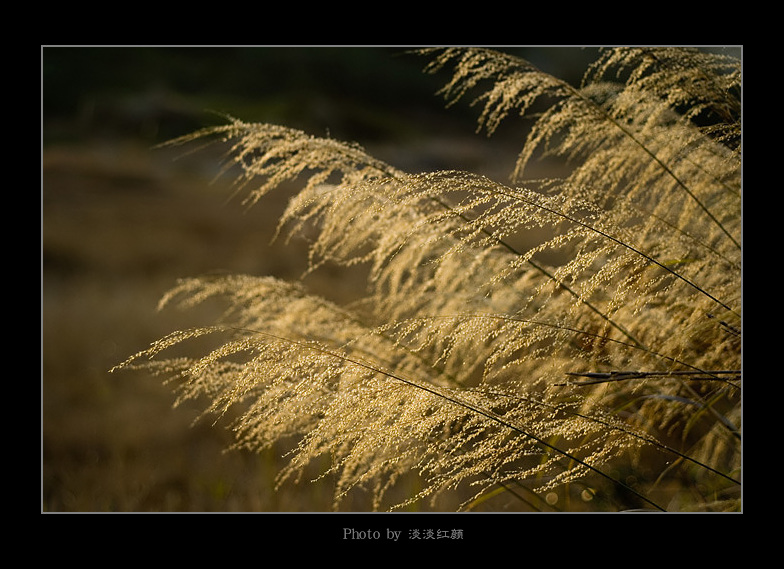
[42,47,530,512]
[43,47,739,514]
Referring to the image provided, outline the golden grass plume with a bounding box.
[114,47,741,511]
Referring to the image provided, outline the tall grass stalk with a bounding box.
[113,47,741,512]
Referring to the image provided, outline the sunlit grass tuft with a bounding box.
[114,47,741,511]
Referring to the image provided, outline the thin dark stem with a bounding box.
[561,369,741,387]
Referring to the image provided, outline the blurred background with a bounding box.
[41,45,620,513]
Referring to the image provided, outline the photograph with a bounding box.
[42,46,742,519]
